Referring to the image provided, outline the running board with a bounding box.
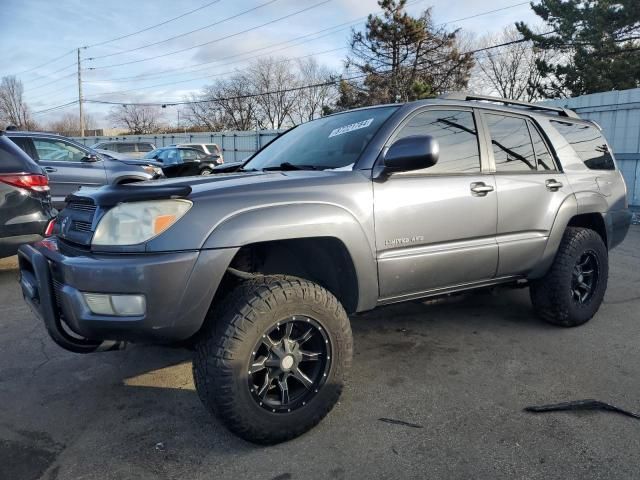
[377,276,525,306]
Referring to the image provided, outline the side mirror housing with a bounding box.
[381,135,439,174]
[81,154,99,163]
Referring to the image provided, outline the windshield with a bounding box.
[144,149,162,159]
[244,106,398,171]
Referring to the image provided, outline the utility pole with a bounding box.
[77,48,85,137]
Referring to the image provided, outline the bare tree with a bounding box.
[0,76,36,129]
[249,58,300,129]
[107,105,164,134]
[47,112,96,136]
[215,73,260,131]
[470,27,553,101]
[289,58,336,124]
[183,90,226,131]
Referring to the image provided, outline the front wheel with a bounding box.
[530,227,608,327]
[193,275,352,444]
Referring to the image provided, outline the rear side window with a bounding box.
[0,136,39,172]
[394,109,481,174]
[529,124,555,171]
[485,114,536,172]
[136,143,154,152]
[551,121,614,170]
[206,144,220,155]
[116,143,137,153]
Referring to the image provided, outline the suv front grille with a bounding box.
[67,201,97,215]
[72,221,93,232]
[58,198,98,247]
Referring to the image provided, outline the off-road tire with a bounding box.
[530,227,608,327]
[193,275,352,444]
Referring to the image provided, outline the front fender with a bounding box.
[203,203,379,311]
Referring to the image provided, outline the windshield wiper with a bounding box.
[262,162,322,171]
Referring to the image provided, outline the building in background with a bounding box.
[544,88,640,208]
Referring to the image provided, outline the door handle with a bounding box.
[470,182,494,196]
[546,179,563,191]
[43,167,57,173]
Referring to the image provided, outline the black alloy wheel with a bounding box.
[571,250,599,305]
[248,316,331,413]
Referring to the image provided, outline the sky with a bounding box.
[0,0,540,128]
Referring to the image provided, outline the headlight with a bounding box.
[142,165,163,176]
[92,199,192,246]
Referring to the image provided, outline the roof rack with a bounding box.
[438,92,580,119]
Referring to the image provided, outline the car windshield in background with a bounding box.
[244,106,398,171]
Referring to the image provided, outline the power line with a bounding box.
[88,0,333,69]
[83,34,550,108]
[88,0,281,61]
[84,46,347,100]
[85,0,526,84]
[83,0,223,49]
[11,50,76,77]
[9,0,222,78]
[439,1,529,25]
[29,1,535,112]
[24,72,76,94]
[32,100,79,115]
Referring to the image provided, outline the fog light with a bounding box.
[83,293,146,316]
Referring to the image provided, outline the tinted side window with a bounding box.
[394,109,480,174]
[136,143,154,152]
[528,122,555,171]
[33,139,86,162]
[179,149,200,161]
[485,114,536,172]
[551,121,614,170]
[116,143,136,153]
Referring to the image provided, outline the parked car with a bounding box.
[144,146,222,177]
[18,94,632,444]
[0,132,55,258]
[7,132,163,208]
[90,141,156,158]
[174,143,224,163]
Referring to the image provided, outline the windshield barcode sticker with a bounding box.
[328,118,374,138]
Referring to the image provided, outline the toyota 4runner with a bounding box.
[17,94,632,444]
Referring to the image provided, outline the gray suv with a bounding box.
[8,132,163,208]
[17,94,632,444]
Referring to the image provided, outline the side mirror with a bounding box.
[81,154,99,163]
[382,135,439,174]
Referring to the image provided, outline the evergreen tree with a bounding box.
[517,0,640,97]
[336,0,473,109]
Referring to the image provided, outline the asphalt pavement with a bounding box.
[1,227,639,480]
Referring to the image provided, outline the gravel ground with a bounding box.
[1,227,639,480]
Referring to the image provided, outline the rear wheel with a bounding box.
[193,275,352,444]
[530,227,608,327]
[200,168,213,175]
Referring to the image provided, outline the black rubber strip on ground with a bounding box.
[378,418,424,428]
[524,399,640,420]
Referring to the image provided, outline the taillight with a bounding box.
[0,173,50,192]
[44,218,56,237]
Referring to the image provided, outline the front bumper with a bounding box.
[18,239,237,350]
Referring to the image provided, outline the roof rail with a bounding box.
[438,92,580,119]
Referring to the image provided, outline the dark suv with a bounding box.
[0,133,55,258]
[8,132,163,208]
[144,146,222,176]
